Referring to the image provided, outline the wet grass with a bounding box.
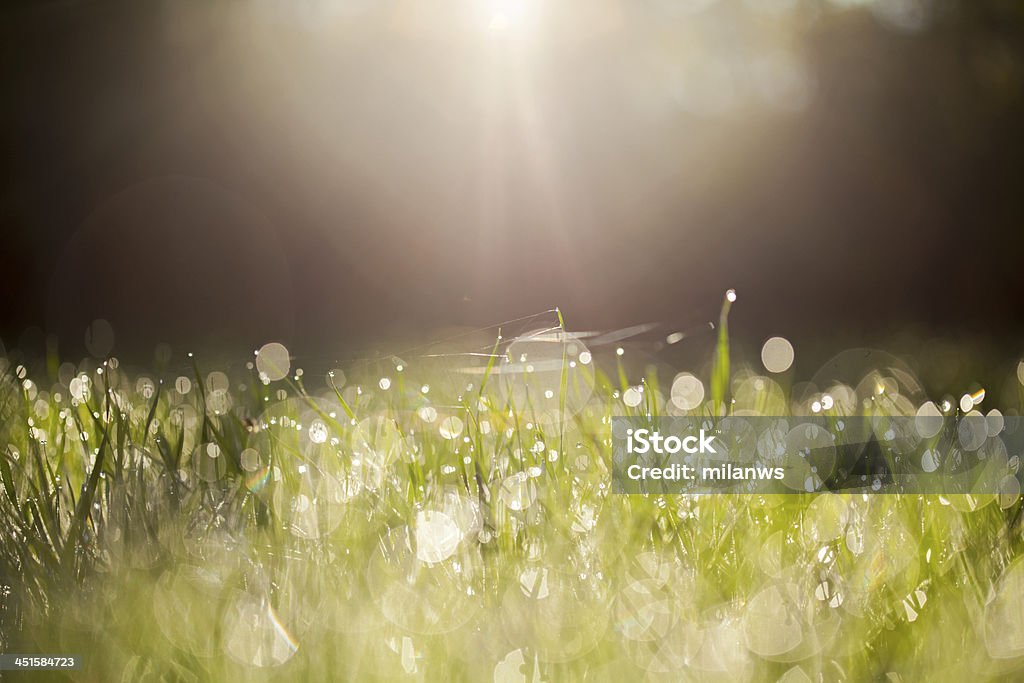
[2,303,1024,682]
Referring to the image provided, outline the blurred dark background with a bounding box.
[1,0,1023,365]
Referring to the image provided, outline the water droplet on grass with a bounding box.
[309,419,328,444]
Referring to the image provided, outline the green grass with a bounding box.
[2,305,1024,682]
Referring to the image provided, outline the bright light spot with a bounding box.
[439,416,464,440]
[137,377,155,399]
[616,347,624,357]
[670,373,705,411]
[70,376,90,401]
[240,448,262,473]
[495,650,538,682]
[623,386,643,407]
[379,377,391,390]
[726,289,737,303]
[308,419,328,444]
[256,342,290,382]
[915,401,943,439]
[988,408,1005,437]
[578,351,592,365]
[499,472,537,511]
[482,0,530,33]
[921,449,939,473]
[761,337,795,373]
[207,371,230,393]
[414,511,461,564]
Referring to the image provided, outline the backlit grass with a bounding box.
[2,304,1024,682]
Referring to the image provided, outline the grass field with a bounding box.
[2,302,1024,682]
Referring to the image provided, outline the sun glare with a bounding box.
[482,0,531,33]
